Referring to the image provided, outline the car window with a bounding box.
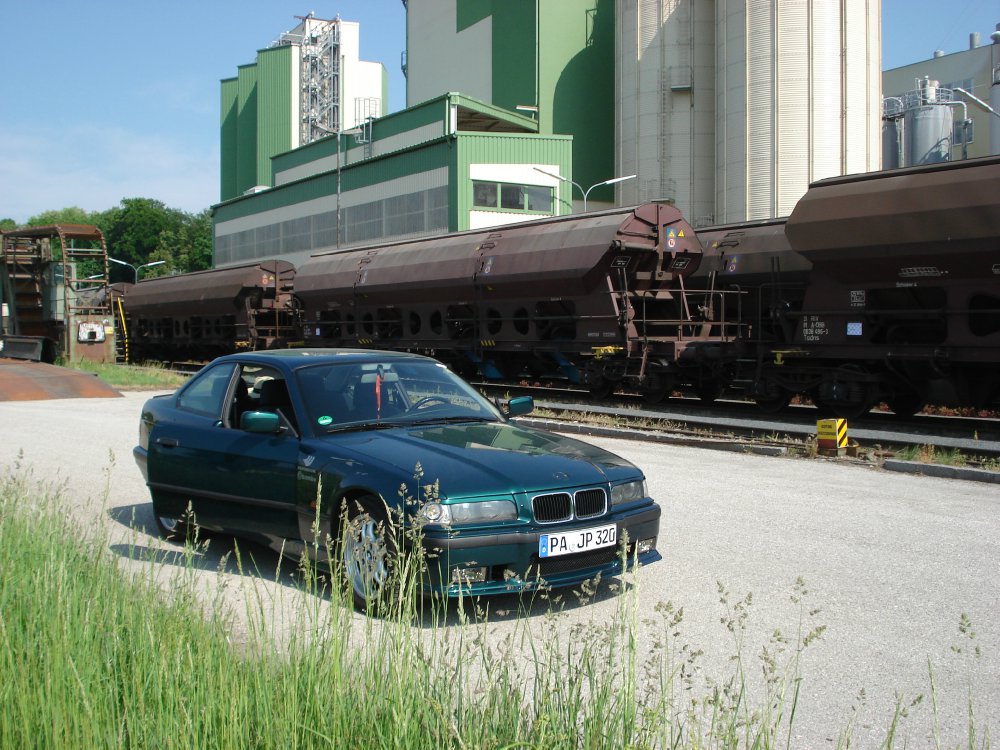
[232,364,298,434]
[297,360,501,431]
[176,363,236,417]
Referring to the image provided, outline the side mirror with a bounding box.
[240,410,281,433]
[506,396,534,417]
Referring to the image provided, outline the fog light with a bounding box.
[451,566,488,585]
[637,537,656,555]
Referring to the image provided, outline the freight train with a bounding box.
[113,154,1000,418]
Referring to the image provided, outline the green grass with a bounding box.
[0,465,989,749]
[62,359,188,389]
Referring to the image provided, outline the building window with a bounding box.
[473,181,498,208]
[472,181,553,213]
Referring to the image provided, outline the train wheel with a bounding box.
[588,379,616,399]
[886,392,924,417]
[815,366,876,419]
[641,375,674,404]
[754,392,791,413]
[695,379,724,404]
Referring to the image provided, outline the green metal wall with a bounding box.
[537,0,614,204]
[454,132,572,230]
[215,138,454,223]
[220,78,239,201]
[409,0,615,206]
[235,64,259,197]
[256,46,294,189]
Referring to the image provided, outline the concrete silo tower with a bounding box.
[715,0,881,222]
[617,0,881,225]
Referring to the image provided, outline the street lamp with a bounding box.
[109,258,166,283]
[533,168,637,213]
[316,123,364,247]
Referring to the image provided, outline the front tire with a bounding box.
[341,497,399,612]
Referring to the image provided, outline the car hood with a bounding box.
[315,420,637,498]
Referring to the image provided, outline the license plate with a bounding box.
[539,523,617,558]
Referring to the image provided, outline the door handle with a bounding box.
[156,437,179,448]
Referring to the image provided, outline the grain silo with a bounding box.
[714,0,881,222]
[616,0,717,225]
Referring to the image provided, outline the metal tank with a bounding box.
[904,79,954,164]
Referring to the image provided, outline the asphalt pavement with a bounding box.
[1,391,997,747]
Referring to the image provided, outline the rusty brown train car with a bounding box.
[693,154,1000,416]
[117,260,300,362]
[294,203,727,402]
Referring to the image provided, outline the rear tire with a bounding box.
[153,505,194,543]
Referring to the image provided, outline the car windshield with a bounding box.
[295,360,502,432]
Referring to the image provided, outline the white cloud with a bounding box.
[0,123,219,223]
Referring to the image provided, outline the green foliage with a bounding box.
[100,197,186,268]
[26,206,98,226]
[13,198,213,282]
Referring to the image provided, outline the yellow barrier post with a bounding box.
[816,418,848,456]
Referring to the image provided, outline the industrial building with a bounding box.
[882,23,1000,168]
[213,1,892,266]
[220,14,387,202]
[214,92,571,267]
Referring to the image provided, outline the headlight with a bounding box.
[611,479,647,506]
[418,499,518,526]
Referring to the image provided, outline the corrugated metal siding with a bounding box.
[455,133,572,229]
[220,78,239,202]
[776,0,808,216]
[256,46,294,188]
[215,140,454,222]
[810,1,842,181]
[236,65,258,197]
[746,1,775,218]
[270,96,446,175]
[717,0,880,222]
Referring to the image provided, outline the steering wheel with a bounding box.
[410,395,449,411]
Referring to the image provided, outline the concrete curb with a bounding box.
[883,458,1000,484]
[520,418,788,457]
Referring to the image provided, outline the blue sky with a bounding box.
[0,0,996,224]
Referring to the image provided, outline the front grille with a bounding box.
[575,488,606,519]
[533,493,571,523]
[527,544,632,578]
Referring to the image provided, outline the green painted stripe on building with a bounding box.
[236,64,259,197]
[457,0,492,31]
[220,78,239,202]
[256,46,294,188]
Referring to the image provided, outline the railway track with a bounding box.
[479,382,1000,458]
[146,364,1000,459]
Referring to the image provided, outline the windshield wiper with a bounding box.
[407,415,495,426]
[324,421,399,434]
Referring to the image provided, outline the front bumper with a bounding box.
[418,502,662,597]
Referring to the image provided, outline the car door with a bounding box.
[148,361,300,544]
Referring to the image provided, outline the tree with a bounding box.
[99,198,185,268]
[27,207,99,226]
[148,209,213,276]
[0,218,15,231]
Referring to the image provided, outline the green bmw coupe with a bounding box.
[134,349,661,609]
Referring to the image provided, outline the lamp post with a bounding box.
[533,168,637,213]
[109,258,166,283]
[335,126,364,247]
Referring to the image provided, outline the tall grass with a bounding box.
[0,465,989,749]
[62,358,188,389]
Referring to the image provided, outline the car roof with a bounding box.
[213,348,434,371]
